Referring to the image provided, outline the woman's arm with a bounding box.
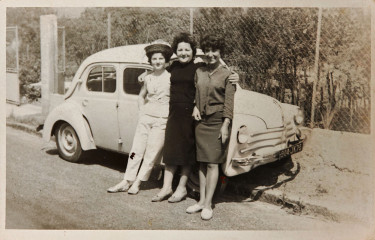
[223,74,236,121]
[192,71,202,121]
[219,118,231,144]
[138,83,147,109]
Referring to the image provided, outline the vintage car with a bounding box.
[42,44,306,184]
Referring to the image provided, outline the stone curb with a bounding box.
[226,180,360,223]
[6,121,42,137]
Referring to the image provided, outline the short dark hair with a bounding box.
[171,32,197,57]
[200,34,225,55]
[146,51,172,64]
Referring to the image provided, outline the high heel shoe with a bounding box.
[168,191,187,203]
[151,190,173,202]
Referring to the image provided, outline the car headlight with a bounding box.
[237,125,249,144]
[294,109,304,125]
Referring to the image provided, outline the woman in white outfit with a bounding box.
[107,40,173,195]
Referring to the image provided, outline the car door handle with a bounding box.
[82,99,88,107]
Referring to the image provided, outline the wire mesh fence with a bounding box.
[6,7,371,134]
[193,7,371,134]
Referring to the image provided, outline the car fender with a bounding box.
[222,86,299,177]
[42,101,96,150]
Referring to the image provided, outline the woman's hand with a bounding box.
[228,72,239,84]
[194,57,204,64]
[138,70,151,83]
[219,118,230,144]
[192,106,201,121]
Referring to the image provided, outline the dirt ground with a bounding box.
[294,129,373,222]
[228,127,374,226]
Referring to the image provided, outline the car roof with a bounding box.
[65,44,150,100]
[82,44,150,65]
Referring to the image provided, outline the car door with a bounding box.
[117,64,152,154]
[81,63,120,150]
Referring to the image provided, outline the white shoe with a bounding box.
[201,208,213,220]
[127,184,140,195]
[107,180,130,193]
[186,204,204,214]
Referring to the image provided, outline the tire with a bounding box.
[55,122,84,163]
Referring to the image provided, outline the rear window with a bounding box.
[123,68,148,95]
[87,66,116,93]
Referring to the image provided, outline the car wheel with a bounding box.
[55,122,83,163]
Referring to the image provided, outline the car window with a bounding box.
[123,68,148,95]
[87,66,116,93]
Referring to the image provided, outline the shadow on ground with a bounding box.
[45,147,164,191]
[213,157,300,204]
[45,148,128,172]
[45,147,299,202]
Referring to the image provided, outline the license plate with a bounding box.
[279,142,303,159]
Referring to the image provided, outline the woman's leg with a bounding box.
[186,162,206,213]
[152,164,176,200]
[198,162,207,206]
[130,118,166,194]
[123,115,150,182]
[171,164,191,197]
[202,163,219,209]
[107,115,149,192]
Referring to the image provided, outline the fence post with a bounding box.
[190,8,194,35]
[40,15,58,116]
[15,26,19,72]
[108,12,111,48]
[310,7,322,128]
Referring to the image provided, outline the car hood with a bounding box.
[234,86,283,129]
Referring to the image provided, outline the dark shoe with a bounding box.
[151,190,173,202]
[168,192,187,203]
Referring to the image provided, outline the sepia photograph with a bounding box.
[1,0,374,239]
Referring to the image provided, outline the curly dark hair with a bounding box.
[146,51,172,64]
[200,34,225,55]
[171,32,197,57]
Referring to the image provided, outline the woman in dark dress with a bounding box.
[152,33,239,202]
[152,33,203,202]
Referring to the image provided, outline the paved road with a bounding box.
[5,126,362,231]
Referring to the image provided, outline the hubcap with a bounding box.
[59,124,77,157]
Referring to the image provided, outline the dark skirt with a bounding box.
[163,103,196,165]
[195,111,226,164]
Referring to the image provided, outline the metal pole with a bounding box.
[310,7,322,128]
[190,8,194,35]
[62,27,66,71]
[108,12,111,48]
[26,44,29,60]
[15,26,19,72]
